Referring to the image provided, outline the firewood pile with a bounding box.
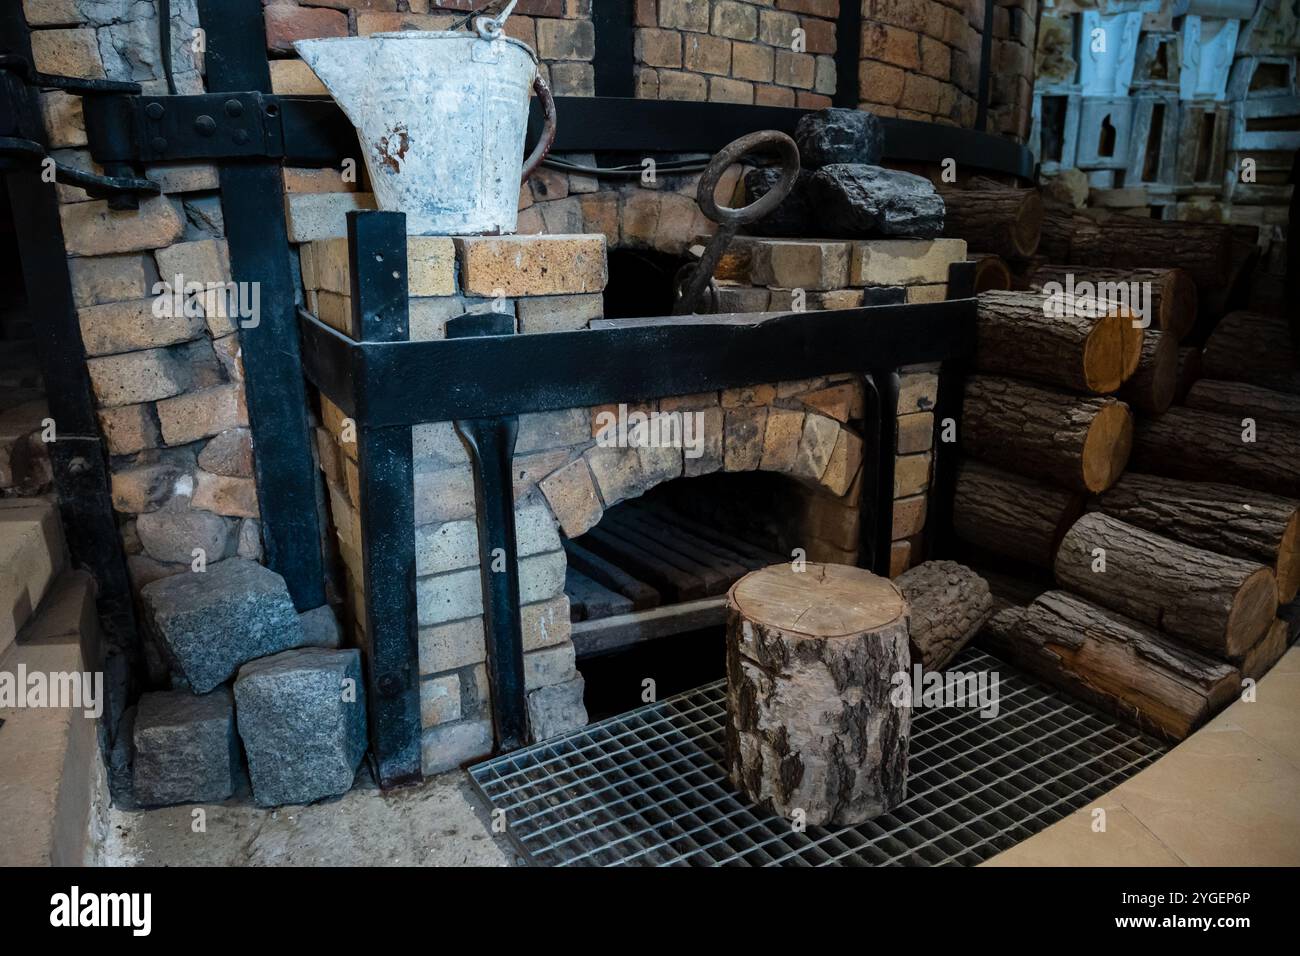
[936,179,1299,741]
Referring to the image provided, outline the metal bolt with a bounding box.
[194,114,216,136]
[145,102,165,120]
[233,129,250,146]
[224,98,244,117]
[68,457,89,476]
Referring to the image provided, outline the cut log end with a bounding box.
[728,562,906,638]
[1081,311,1141,394]
[1227,567,1284,660]
[1012,191,1045,259]
[1279,512,1300,605]
[1081,401,1134,493]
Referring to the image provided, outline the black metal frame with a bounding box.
[300,211,978,772]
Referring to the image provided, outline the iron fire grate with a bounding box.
[468,648,1168,866]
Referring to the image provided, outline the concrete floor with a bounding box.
[96,770,520,867]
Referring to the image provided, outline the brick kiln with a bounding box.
[4,0,1296,854]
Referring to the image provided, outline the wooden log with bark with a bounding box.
[954,459,1083,567]
[1201,311,1300,394]
[1130,406,1300,499]
[1067,215,1234,294]
[1241,619,1289,682]
[1036,206,1074,263]
[1174,345,1203,404]
[979,589,1240,741]
[971,253,1013,292]
[1027,265,1196,339]
[1186,379,1300,428]
[894,560,993,670]
[962,376,1133,494]
[1054,512,1279,661]
[1119,329,1178,415]
[1094,473,1300,604]
[939,181,1044,260]
[725,563,911,826]
[974,289,1143,394]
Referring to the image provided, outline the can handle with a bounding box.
[474,1,519,40]
[520,72,558,186]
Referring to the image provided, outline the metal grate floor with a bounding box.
[469,648,1168,866]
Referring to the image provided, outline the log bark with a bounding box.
[1118,329,1178,415]
[1094,473,1300,604]
[1202,311,1300,395]
[939,182,1044,259]
[1131,406,1300,498]
[1054,512,1279,660]
[979,590,1240,741]
[1174,345,1202,404]
[725,563,911,826]
[1027,265,1196,339]
[975,289,1142,394]
[971,253,1012,292]
[894,560,993,670]
[1068,215,1234,293]
[1036,206,1074,263]
[1242,619,1288,683]
[962,376,1133,493]
[1186,379,1300,428]
[954,459,1083,567]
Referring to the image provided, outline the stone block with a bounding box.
[41,90,86,148]
[78,297,204,357]
[60,196,184,257]
[285,192,377,243]
[584,445,644,506]
[421,718,493,775]
[270,58,327,96]
[98,403,160,456]
[523,595,571,652]
[897,369,939,412]
[156,383,247,446]
[455,234,607,297]
[759,407,805,473]
[29,27,104,78]
[683,32,732,75]
[893,494,927,540]
[525,641,577,690]
[850,238,967,286]
[751,240,850,291]
[234,648,367,806]
[894,452,932,497]
[724,406,768,471]
[822,427,863,496]
[198,427,254,478]
[798,382,861,422]
[418,616,486,675]
[905,283,948,303]
[420,673,462,727]
[517,292,604,333]
[539,457,602,538]
[792,413,840,482]
[140,558,305,693]
[897,411,934,453]
[110,459,189,514]
[527,676,588,741]
[67,254,153,307]
[264,4,348,54]
[299,605,343,649]
[683,404,724,477]
[415,505,560,576]
[660,0,710,32]
[516,407,589,454]
[192,469,258,518]
[132,689,237,807]
[87,347,190,407]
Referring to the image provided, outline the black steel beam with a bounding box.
[862,371,901,576]
[299,301,977,429]
[198,0,325,612]
[0,2,138,737]
[345,212,422,789]
[833,0,863,109]
[592,1,635,98]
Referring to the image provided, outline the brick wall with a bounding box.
[633,0,839,108]
[26,0,263,619]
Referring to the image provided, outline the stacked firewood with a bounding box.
[947,270,1297,742]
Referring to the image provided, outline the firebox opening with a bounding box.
[565,470,861,718]
[603,249,684,318]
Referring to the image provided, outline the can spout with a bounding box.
[293,37,370,126]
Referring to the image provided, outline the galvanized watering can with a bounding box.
[295,3,557,236]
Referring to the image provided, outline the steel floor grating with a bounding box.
[468,648,1169,866]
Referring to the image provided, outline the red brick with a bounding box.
[265,6,347,55]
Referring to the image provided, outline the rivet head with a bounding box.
[145,102,165,120]
[150,136,168,152]
[233,129,250,146]
[194,114,216,136]
[68,457,89,476]
[224,98,244,117]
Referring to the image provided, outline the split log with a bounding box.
[1118,329,1178,415]
[971,253,1012,292]
[1201,311,1300,395]
[974,289,1142,394]
[962,376,1133,493]
[1054,512,1279,660]
[894,560,993,670]
[939,182,1044,259]
[1186,379,1300,428]
[953,459,1083,567]
[979,589,1240,741]
[725,563,910,826]
[1027,266,1196,339]
[1130,406,1300,498]
[1174,345,1203,403]
[1094,473,1300,604]
[1068,215,1234,294]
[1242,619,1288,682]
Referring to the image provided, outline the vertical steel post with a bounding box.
[347,210,422,788]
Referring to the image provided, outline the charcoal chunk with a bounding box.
[807,164,945,238]
[743,167,818,237]
[795,108,885,168]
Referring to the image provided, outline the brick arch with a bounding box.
[534,377,866,544]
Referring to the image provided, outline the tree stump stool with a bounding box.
[724,562,912,826]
